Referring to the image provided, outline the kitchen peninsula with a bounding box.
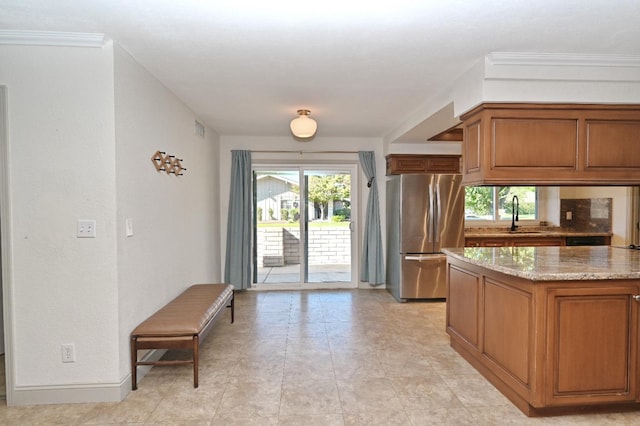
[443,246,640,416]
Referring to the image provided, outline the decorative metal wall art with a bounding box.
[151,150,187,176]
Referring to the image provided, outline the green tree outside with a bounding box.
[465,186,536,220]
[307,174,350,220]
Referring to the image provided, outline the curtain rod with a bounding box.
[251,150,360,154]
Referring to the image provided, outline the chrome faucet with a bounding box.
[510,195,519,231]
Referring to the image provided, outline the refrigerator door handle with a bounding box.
[435,184,441,242]
[404,254,444,261]
[428,183,434,242]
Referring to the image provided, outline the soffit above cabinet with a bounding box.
[427,125,463,142]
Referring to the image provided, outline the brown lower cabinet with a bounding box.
[446,258,640,416]
[465,236,567,247]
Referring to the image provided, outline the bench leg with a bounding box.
[131,336,138,391]
[229,292,235,324]
[193,335,199,388]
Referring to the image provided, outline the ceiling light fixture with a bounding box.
[290,109,317,139]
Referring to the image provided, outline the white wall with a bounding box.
[0,43,119,401]
[113,45,221,383]
[0,86,8,356]
[449,53,640,118]
[0,40,221,405]
[385,141,462,156]
[218,136,385,287]
[538,187,561,226]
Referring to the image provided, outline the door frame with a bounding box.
[252,162,358,290]
[0,86,14,403]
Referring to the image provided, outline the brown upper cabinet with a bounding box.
[385,154,461,175]
[460,103,640,185]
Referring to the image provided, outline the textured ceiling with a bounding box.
[2,0,640,140]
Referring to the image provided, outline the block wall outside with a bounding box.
[256,226,351,266]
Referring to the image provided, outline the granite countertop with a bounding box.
[442,246,640,281]
[464,227,612,238]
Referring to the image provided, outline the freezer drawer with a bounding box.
[400,254,447,299]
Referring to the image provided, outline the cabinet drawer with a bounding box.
[386,154,461,175]
[426,156,460,173]
[512,237,565,247]
[465,238,506,247]
[394,157,426,172]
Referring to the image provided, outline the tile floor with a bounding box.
[0,289,639,425]
[257,263,351,284]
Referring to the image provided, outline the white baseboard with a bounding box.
[9,349,166,406]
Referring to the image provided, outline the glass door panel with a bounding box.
[253,165,356,288]
[303,169,352,284]
[254,169,301,284]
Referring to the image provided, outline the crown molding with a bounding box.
[0,30,107,48]
[487,52,640,68]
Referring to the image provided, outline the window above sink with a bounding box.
[465,186,538,225]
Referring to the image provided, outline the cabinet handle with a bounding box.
[634,295,640,302]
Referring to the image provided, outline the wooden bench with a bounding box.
[130,283,234,390]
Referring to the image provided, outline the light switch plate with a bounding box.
[77,220,96,238]
[125,218,134,237]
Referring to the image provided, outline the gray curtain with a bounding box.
[358,151,384,285]
[224,150,252,289]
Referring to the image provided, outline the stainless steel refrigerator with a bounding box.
[386,174,465,301]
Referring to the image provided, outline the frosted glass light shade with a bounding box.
[290,109,317,139]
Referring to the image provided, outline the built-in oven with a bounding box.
[565,236,608,246]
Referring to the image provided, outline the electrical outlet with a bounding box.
[77,220,96,238]
[61,343,76,363]
[566,211,573,220]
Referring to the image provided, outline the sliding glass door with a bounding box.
[253,165,357,289]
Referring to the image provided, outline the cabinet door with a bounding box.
[447,263,481,349]
[484,278,532,387]
[584,120,640,169]
[545,285,639,406]
[493,118,578,169]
